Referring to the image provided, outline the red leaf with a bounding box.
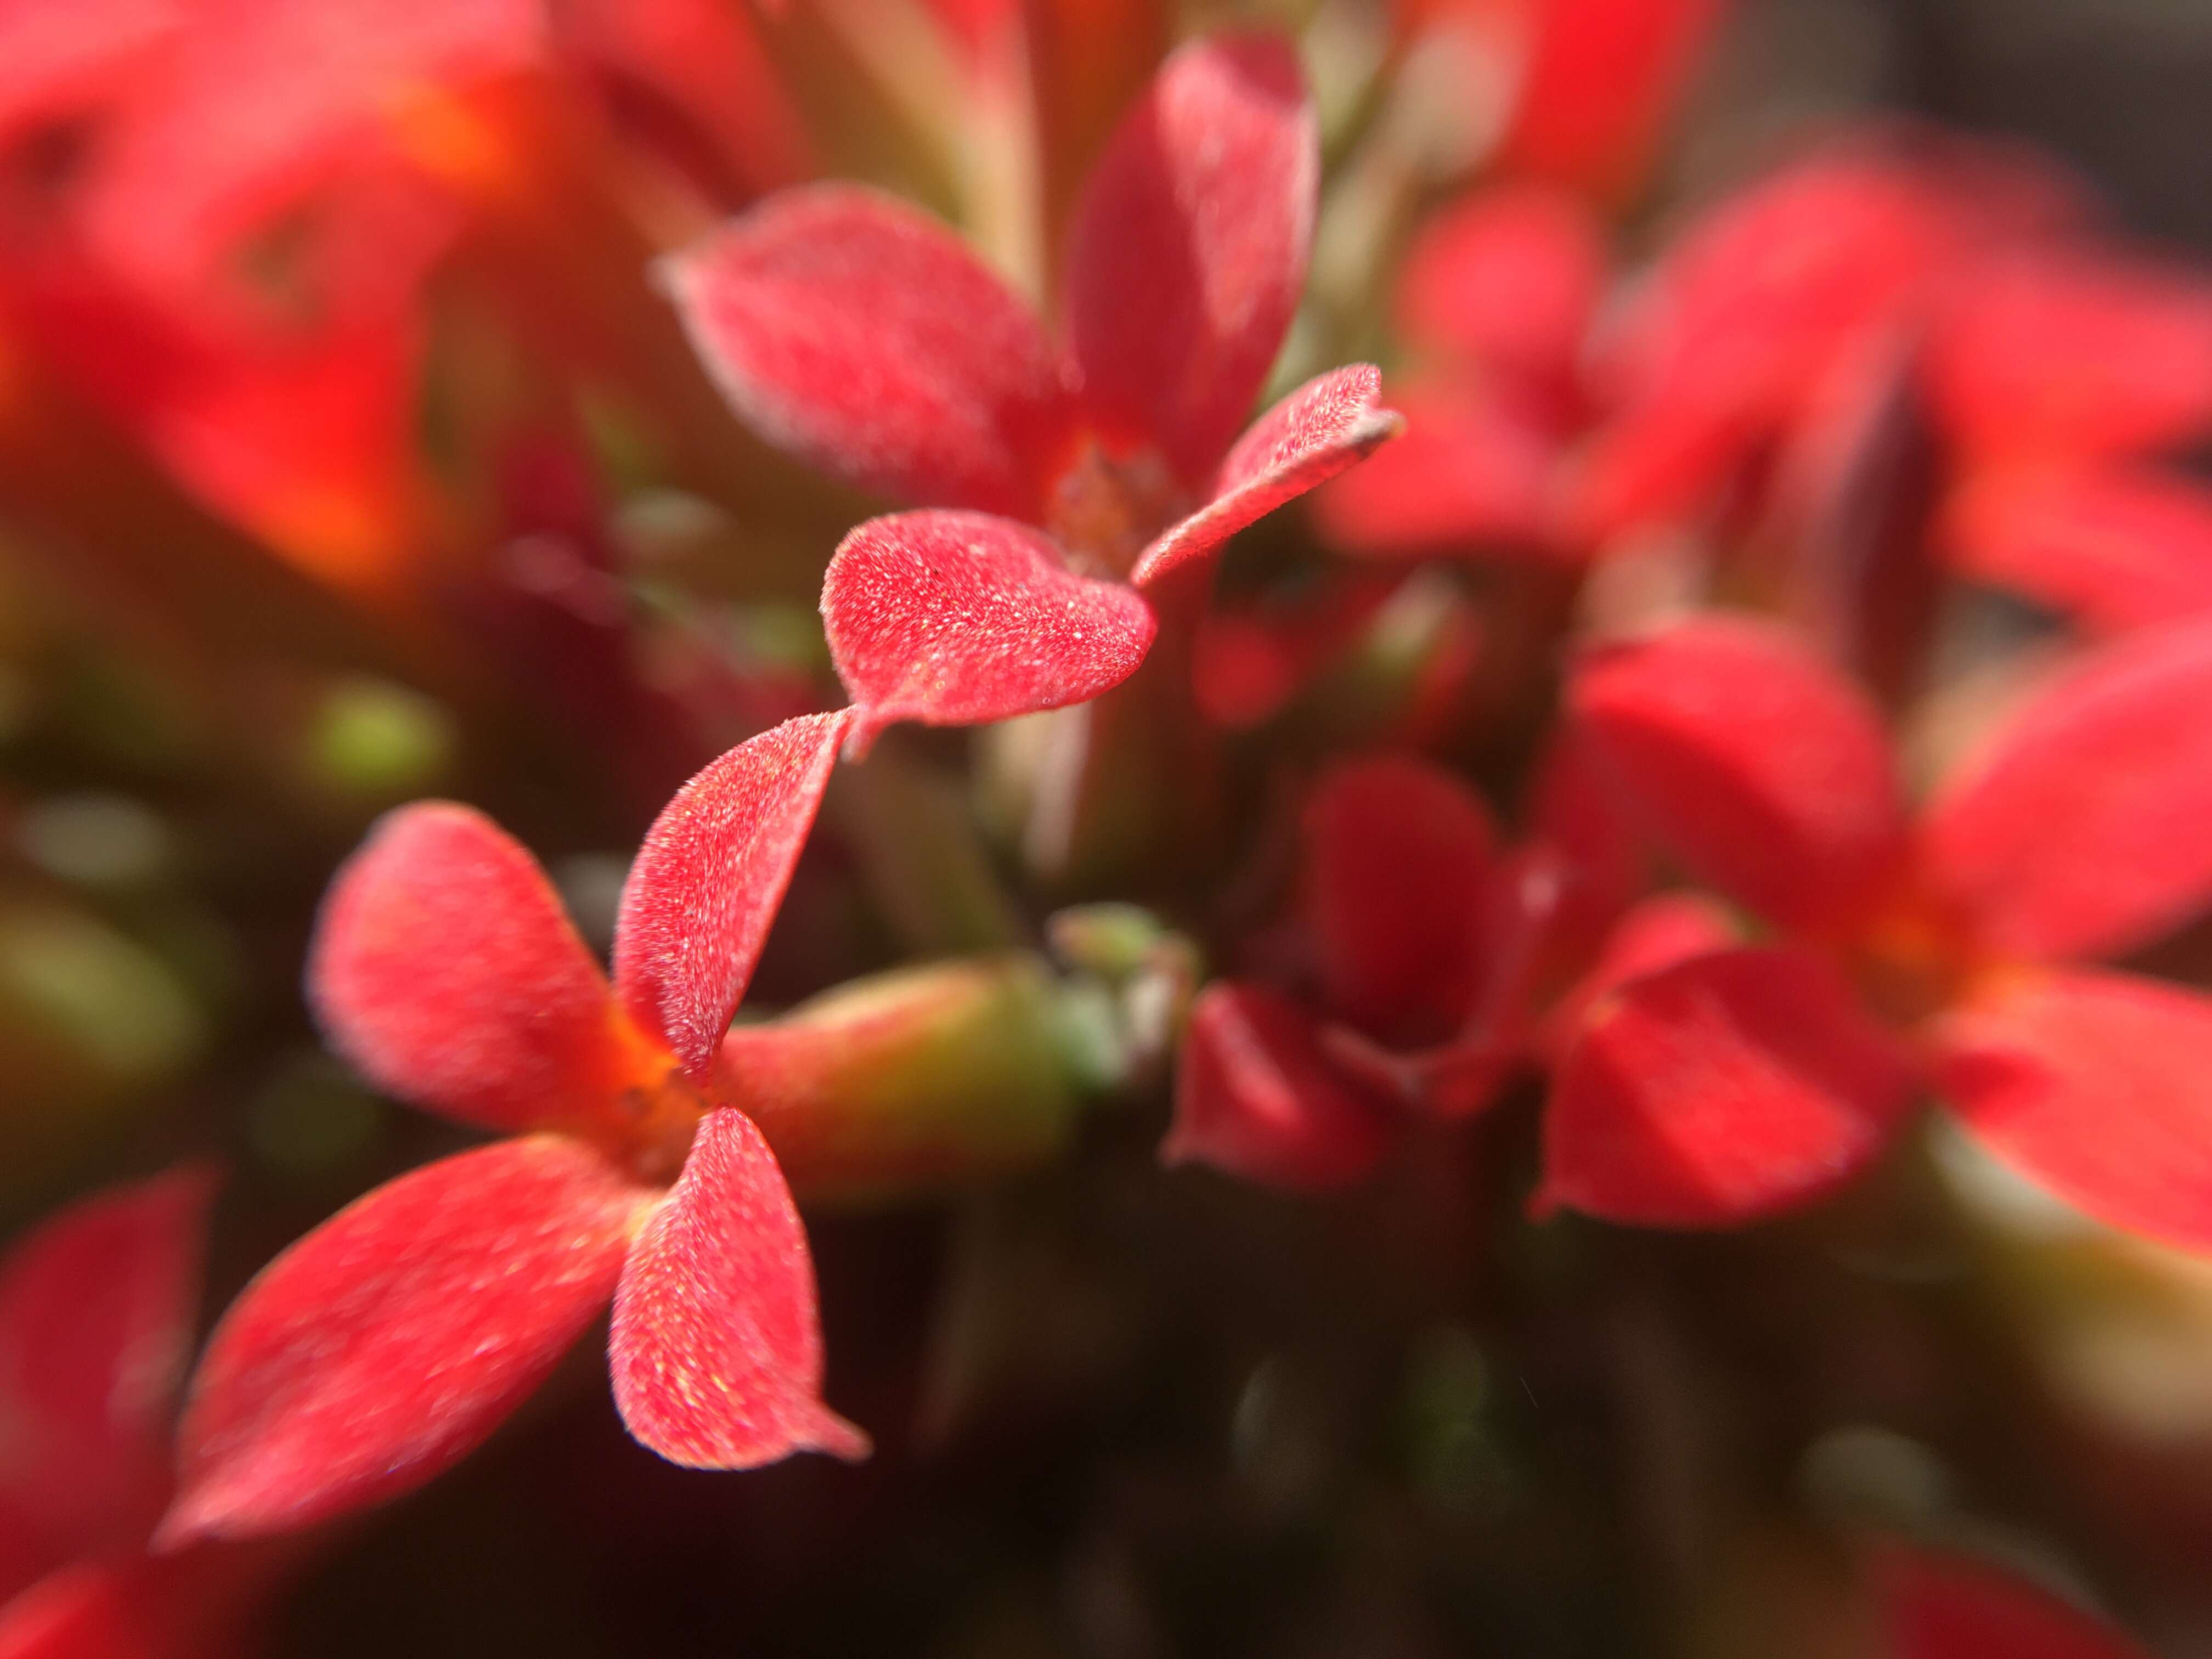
[1568,614,1907,932]
[1395,183,1609,388]
[0,1546,276,1659]
[1933,969,2212,1251]
[1062,32,1317,484]
[820,510,1158,747]
[1308,383,1561,558]
[1163,983,1395,1192]
[0,0,175,143]
[613,712,851,1080]
[1523,731,1650,980]
[1925,248,2212,466]
[1131,365,1403,586]
[1941,466,2212,636]
[1918,616,2212,962]
[608,1108,867,1469]
[1538,947,1917,1226]
[0,1170,213,1595]
[1876,1545,2156,1659]
[160,1137,650,1544]
[311,803,650,1136]
[664,185,1075,516]
[1537,890,1740,1063]
[1299,755,1499,1047]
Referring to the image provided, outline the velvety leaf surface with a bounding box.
[1395,183,1607,388]
[1539,947,1917,1226]
[1568,614,1906,932]
[1299,755,1499,1047]
[664,186,1075,516]
[1918,616,2212,962]
[1129,365,1402,586]
[613,711,851,1080]
[609,1108,867,1469]
[1307,383,1560,558]
[1163,983,1394,1192]
[1933,969,2212,1252]
[0,1169,212,1595]
[1062,32,1316,484]
[161,1137,650,1544]
[1877,1545,2156,1659]
[1942,467,2212,636]
[821,511,1157,746]
[311,802,646,1135]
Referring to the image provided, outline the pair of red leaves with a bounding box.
[1542,612,2212,1247]
[664,31,1401,754]
[159,712,867,1549]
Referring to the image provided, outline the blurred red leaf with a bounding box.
[1539,946,1916,1226]
[1877,1545,2155,1659]
[613,711,852,1080]
[1395,183,1608,391]
[1918,616,2212,962]
[1537,890,1739,1062]
[1060,32,1316,484]
[1934,969,2212,1252]
[1309,382,1560,558]
[311,803,648,1137]
[608,1109,867,1469]
[162,1137,650,1545]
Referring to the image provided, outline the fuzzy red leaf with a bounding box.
[1538,947,1917,1227]
[1933,969,2212,1251]
[1925,249,2212,465]
[0,1170,212,1596]
[1568,614,1906,932]
[161,1137,650,1544]
[1877,1546,2156,1659]
[1395,184,1609,388]
[1537,891,1740,1063]
[1309,382,1561,559]
[1919,616,2212,962]
[1130,365,1403,586]
[664,186,1075,516]
[1062,32,1316,483]
[820,510,1158,746]
[1299,755,1499,1047]
[613,711,851,1080]
[311,803,646,1136]
[1942,466,2212,636]
[609,1108,867,1469]
[1163,983,1395,1192]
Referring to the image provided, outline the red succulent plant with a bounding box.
[664,31,1402,754]
[155,712,868,1548]
[1539,610,2212,1248]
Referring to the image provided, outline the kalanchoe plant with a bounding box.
[663,31,1402,753]
[1538,610,2212,1244]
[156,712,867,1547]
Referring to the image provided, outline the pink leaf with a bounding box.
[0,1169,213,1594]
[1933,969,2212,1251]
[160,1137,650,1545]
[613,711,851,1080]
[1128,364,1403,586]
[1918,616,2212,962]
[1568,614,1907,932]
[1163,983,1395,1192]
[609,1108,867,1469]
[820,510,1158,746]
[1876,1545,2157,1659]
[1538,947,1917,1227]
[1062,31,1317,484]
[1941,466,2212,636]
[663,185,1075,516]
[1298,755,1499,1047]
[310,803,648,1136]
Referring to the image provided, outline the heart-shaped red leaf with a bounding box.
[664,185,1075,516]
[1539,946,1917,1227]
[614,711,851,1080]
[1062,31,1317,483]
[1131,365,1403,586]
[160,1137,650,1545]
[609,1108,867,1469]
[821,510,1157,749]
[311,803,647,1136]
